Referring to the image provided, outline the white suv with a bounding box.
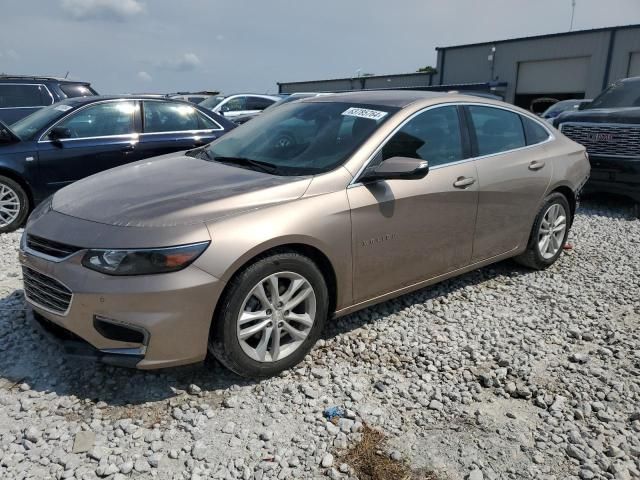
[199,94,281,119]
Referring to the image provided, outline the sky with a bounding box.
[1,0,640,95]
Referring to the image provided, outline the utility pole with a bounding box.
[569,0,576,31]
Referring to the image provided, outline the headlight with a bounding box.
[82,242,210,276]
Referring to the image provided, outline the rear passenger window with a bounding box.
[468,106,525,156]
[522,116,551,145]
[381,106,464,167]
[144,101,200,132]
[0,84,52,108]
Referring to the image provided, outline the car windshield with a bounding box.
[589,79,640,109]
[199,95,226,109]
[205,101,398,175]
[9,101,74,140]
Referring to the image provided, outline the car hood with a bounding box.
[52,153,312,227]
[556,107,640,125]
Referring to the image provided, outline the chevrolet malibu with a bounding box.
[19,91,590,377]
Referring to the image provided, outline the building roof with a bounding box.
[436,23,640,51]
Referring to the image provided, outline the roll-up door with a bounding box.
[516,57,589,94]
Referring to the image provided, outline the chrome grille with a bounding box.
[560,123,640,158]
[26,234,81,259]
[22,267,73,315]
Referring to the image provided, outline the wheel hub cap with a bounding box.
[0,184,20,228]
[538,203,567,260]
[236,272,316,363]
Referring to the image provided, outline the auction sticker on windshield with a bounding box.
[54,105,73,112]
[342,107,388,121]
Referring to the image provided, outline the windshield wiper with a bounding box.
[213,156,279,174]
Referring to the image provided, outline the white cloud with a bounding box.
[157,52,202,72]
[60,0,144,21]
[137,71,152,82]
[0,49,19,59]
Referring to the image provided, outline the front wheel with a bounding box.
[209,252,328,377]
[515,192,572,270]
[0,176,30,234]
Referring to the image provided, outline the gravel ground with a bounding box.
[0,196,638,480]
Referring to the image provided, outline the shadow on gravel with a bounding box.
[0,194,634,413]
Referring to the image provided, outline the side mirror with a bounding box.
[360,157,429,183]
[0,128,14,144]
[49,126,72,140]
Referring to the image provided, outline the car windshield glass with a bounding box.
[9,102,73,140]
[199,96,226,109]
[589,79,640,109]
[60,84,96,98]
[205,102,398,175]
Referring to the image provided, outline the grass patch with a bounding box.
[342,425,441,480]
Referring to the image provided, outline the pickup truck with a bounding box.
[554,76,640,210]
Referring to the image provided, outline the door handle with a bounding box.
[121,144,135,152]
[529,160,546,171]
[453,176,476,189]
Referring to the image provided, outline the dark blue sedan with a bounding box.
[0,95,235,232]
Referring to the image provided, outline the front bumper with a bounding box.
[19,221,225,370]
[585,155,640,202]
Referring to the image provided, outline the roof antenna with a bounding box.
[569,0,576,31]
[64,71,69,78]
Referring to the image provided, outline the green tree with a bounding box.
[416,66,438,74]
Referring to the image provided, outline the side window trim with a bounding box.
[38,99,140,142]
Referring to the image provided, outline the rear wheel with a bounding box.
[0,176,29,234]
[515,192,571,270]
[209,252,328,377]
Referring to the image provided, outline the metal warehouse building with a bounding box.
[278,24,640,111]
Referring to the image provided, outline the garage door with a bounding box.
[629,52,640,77]
[516,57,589,94]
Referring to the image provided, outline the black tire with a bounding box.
[0,175,30,234]
[208,252,329,378]
[515,192,572,270]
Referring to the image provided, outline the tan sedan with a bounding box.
[19,91,590,377]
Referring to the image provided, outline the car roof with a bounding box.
[56,95,197,106]
[0,75,91,84]
[304,90,449,108]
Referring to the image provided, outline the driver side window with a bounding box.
[51,101,137,139]
[381,106,464,168]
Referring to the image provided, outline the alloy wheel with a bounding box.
[0,183,21,228]
[237,272,316,363]
[538,203,567,260]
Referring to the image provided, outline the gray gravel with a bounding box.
[0,197,638,480]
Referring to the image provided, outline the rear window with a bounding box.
[59,84,96,98]
[0,84,53,108]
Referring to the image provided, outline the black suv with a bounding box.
[555,77,640,205]
[0,76,97,124]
